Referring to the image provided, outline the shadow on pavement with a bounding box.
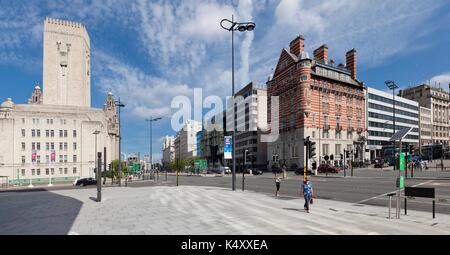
[0,190,83,235]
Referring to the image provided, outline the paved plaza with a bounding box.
[1,185,450,235]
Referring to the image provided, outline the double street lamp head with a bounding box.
[385,80,399,90]
[220,18,256,32]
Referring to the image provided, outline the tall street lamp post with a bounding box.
[115,98,125,187]
[146,117,162,180]
[93,130,100,179]
[220,16,255,191]
[385,80,400,218]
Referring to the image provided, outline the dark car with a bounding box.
[373,158,387,168]
[317,164,341,174]
[294,168,314,176]
[249,169,263,175]
[75,178,97,187]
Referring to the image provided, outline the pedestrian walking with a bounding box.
[302,176,314,213]
[275,177,281,197]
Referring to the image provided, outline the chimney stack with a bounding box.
[346,48,357,80]
[289,35,305,56]
[313,44,328,63]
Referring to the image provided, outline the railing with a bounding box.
[336,125,343,132]
[323,124,330,131]
[357,127,363,134]
[347,126,354,132]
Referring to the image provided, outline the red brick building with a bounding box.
[267,35,366,171]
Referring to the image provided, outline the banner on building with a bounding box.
[224,136,232,159]
[31,150,37,167]
[51,150,56,167]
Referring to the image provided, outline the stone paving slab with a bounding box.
[1,185,450,235]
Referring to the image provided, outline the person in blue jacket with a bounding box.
[302,176,314,213]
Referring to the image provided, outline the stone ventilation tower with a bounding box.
[28,84,43,104]
[42,17,91,107]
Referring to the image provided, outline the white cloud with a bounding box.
[94,51,192,119]
[249,0,446,85]
[429,73,450,86]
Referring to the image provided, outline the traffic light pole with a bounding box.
[305,140,309,181]
[343,149,346,177]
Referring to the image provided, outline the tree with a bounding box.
[110,159,128,178]
[170,159,185,172]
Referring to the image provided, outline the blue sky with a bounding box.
[1,0,450,162]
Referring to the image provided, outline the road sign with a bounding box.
[400,176,405,189]
[127,163,140,173]
[194,159,207,169]
[224,136,232,159]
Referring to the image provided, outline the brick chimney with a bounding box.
[289,35,305,56]
[346,48,357,80]
[313,44,328,63]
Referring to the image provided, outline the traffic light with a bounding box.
[346,150,350,158]
[340,154,343,159]
[304,136,310,146]
[108,163,111,171]
[330,154,334,161]
[309,141,316,159]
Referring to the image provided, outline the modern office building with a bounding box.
[400,84,450,145]
[267,35,366,170]
[0,18,119,185]
[226,82,268,171]
[366,87,419,160]
[200,111,227,168]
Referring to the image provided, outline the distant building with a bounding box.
[201,111,227,168]
[162,136,175,169]
[366,87,419,160]
[174,120,202,161]
[226,82,268,171]
[400,84,450,145]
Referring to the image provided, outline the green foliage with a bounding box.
[170,159,185,172]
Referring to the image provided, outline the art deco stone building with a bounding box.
[0,18,119,184]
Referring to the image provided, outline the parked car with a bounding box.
[244,168,263,175]
[373,158,388,168]
[294,168,314,176]
[75,177,97,187]
[317,164,341,174]
[223,167,231,174]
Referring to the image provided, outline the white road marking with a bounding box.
[356,181,432,204]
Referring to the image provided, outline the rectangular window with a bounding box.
[51,168,54,175]
[322,144,329,156]
[59,155,63,163]
[73,167,77,174]
[21,169,25,176]
[46,130,49,137]
[51,142,55,150]
[22,118,25,124]
[45,168,49,175]
[32,169,35,176]
[46,155,49,163]
[37,155,40,163]
[73,155,77,162]
[324,116,329,126]
[348,118,352,128]
[64,168,68,174]
[21,156,25,164]
[21,129,25,137]
[21,142,25,151]
[64,155,68,163]
[37,142,40,151]
[335,144,342,155]
[73,130,77,138]
[37,130,40,137]
[51,130,54,137]
[59,142,63,150]
[32,142,36,150]
[59,168,62,175]
[73,143,77,150]
[59,130,63,137]
[312,113,316,126]
[46,142,49,150]
[312,131,316,138]
[64,130,68,138]
[64,142,68,151]
[32,129,35,137]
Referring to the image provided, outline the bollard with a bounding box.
[433,200,435,219]
[404,198,407,215]
[389,196,392,219]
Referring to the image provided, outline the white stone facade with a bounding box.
[0,18,119,184]
[162,136,175,168]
